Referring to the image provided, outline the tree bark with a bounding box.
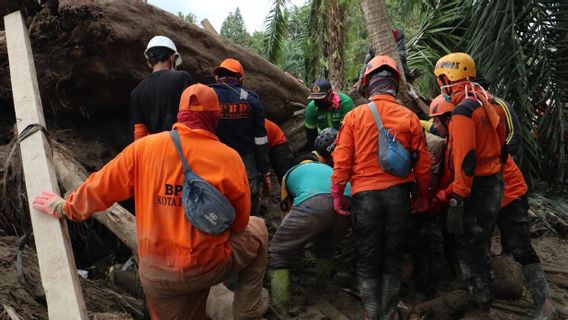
[326,0,346,90]
[359,0,428,115]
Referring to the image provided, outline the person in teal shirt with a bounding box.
[304,79,354,149]
[268,128,351,317]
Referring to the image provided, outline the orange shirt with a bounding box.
[265,119,287,148]
[501,155,528,207]
[63,123,250,272]
[331,94,431,195]
[449,98,505,197]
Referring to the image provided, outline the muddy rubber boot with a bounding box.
[269,269,290,318]
[315,258,334,286]
[358,277,381,320]
[380,274,400,320]
[522,263,557,320]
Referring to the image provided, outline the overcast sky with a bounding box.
[148,0,307,33]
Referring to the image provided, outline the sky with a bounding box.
[148,0,307,33]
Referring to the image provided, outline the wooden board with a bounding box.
[4,11,88,320]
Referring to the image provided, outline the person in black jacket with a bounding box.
[131,35,194,140]
[210,58,270,216]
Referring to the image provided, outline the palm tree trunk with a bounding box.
[359,0,427,114]
[326,0,346,90]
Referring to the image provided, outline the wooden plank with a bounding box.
[4,11,88,320]
[201,18,218,34]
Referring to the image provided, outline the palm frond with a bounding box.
[262,0,289,63]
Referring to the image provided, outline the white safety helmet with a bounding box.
[144,35,182,67]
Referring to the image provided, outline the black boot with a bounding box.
[522,263,557,320]
[358,277,381,320]
[380,274,400,320]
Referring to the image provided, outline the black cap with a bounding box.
[308,79,332,99]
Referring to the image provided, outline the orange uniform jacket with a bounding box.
[331,94,431,195]
[63,123,251,272]
[449,98,505,197]
[265,119,287,148]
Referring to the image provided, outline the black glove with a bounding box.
[446,196,464,235]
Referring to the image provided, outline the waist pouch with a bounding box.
[368,101,412,178]
[169,130,236,235]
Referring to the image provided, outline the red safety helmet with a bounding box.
[429,94,454,117]
[361,55,400,88]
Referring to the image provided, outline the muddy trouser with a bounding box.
[498,194,540,266]
[268,194,350,269]
[407,213,447,296]
[242,153,262,216]
[351,185,409,319]
[453,173,503,308]
[269,142,294,184]
[139,217,269,320]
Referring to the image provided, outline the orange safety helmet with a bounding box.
[361,55,400,87]
[213,58,245,78]
[434,53,476,82]
[179,83,220,112]
[429,94,454,117]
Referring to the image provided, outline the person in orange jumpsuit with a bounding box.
[265,119,294,184]
[433,52,507,313]
[32,84,269,320]
[331,55,431,320]
[429,95,556,319]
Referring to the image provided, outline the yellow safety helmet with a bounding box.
[434,53,476,82]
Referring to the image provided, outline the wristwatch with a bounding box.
[449,197,464,207]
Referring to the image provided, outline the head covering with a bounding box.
[178,84,221,132]
[213,58,245,77]
[308,79,333,100]
[368,69,399,97]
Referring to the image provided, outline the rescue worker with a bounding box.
[131,35,195,140]
[269,128,351,317]
[265,119,294,184]
[210,58,270,216]
[304,79,354,149]
[408,121,449,298]
[33,84,269,320]
[431,99,556,319]
[433,52,507,313]
[332,56,431,320]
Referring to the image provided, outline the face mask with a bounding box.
[314,99,332,110]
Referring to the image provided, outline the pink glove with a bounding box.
[262,174,272,197]
[411,176,431,214]
[331,183,350,216]
[32,191,66,218]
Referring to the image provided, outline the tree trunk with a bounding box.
[359,0,428,115]
[325,0,345,90]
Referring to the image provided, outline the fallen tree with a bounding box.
[0,0,309,123]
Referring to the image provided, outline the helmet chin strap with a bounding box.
[440,80,489,104]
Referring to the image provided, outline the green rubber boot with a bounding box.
[269,269,290,317]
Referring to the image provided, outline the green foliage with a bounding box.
[177,11,197,24]
[402,0,567,188]
[262,0,289,63]
[220,8,251,47]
